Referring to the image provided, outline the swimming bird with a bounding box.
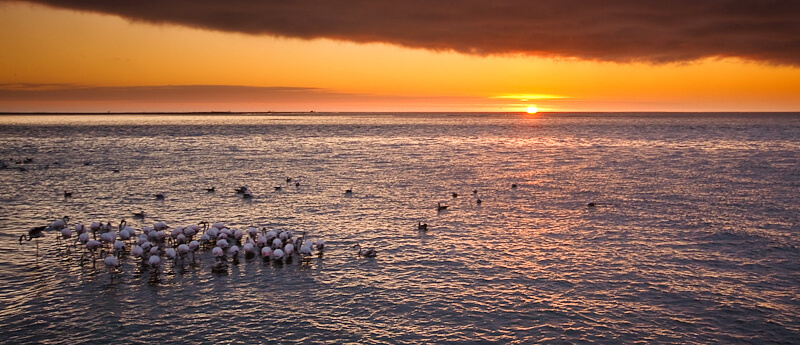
[437,203,448,212]
[274,186,282,191]
[418,222,428,231]
[295,182,300,187]
[63,191,72,198]
[344,189,353,195]
[286,177,292,183]
[205,187,215,193]
[235,185,248,194]
[155,193,165,200]
[452,192,458,198]
[133,210,145,219]
[477,198,482,205]
[473,189,478,194]
[352,243,377,258]
[587,202,597,207]
[511,184,517,189]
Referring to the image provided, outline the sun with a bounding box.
[526,106,538,114]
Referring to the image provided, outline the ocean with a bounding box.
[0,112,798,343]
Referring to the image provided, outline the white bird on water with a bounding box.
[353,243,377,258]
[113,240,125,256]
[188,240,200,255]
[78,232,90,245]
[148,255,161,269]
[284,243,295,256]
[103,255,120,269]
[243,242,255,258]
[49,216,69,231]
[100,231,116,244]
[165,247,177,260]
[86,240,102,253]
[177,244,190,260]
[132,245,144,258]
[103,255,120,282]
[300,243,313,256]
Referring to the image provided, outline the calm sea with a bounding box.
[0,113,798,343]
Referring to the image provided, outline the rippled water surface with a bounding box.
[1,113,799,344]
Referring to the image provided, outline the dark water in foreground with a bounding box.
[0,113,799,344]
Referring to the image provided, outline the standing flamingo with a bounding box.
[103,254,120,282]
[19,226,46,256]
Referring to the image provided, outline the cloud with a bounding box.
[0,84,520,112]
[0,84,346,102]
[21,0,800,65]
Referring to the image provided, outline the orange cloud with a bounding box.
[0,84,525,112]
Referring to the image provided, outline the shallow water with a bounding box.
[1,113,799,343]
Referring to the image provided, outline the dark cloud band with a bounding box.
[23,0,800,65]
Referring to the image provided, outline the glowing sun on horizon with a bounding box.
[526,106,538,114]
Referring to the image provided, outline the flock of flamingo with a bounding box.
[19,214,331,281]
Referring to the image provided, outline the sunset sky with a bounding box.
[1,1,799,113]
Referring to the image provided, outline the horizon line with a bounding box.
[2,111,800,116]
